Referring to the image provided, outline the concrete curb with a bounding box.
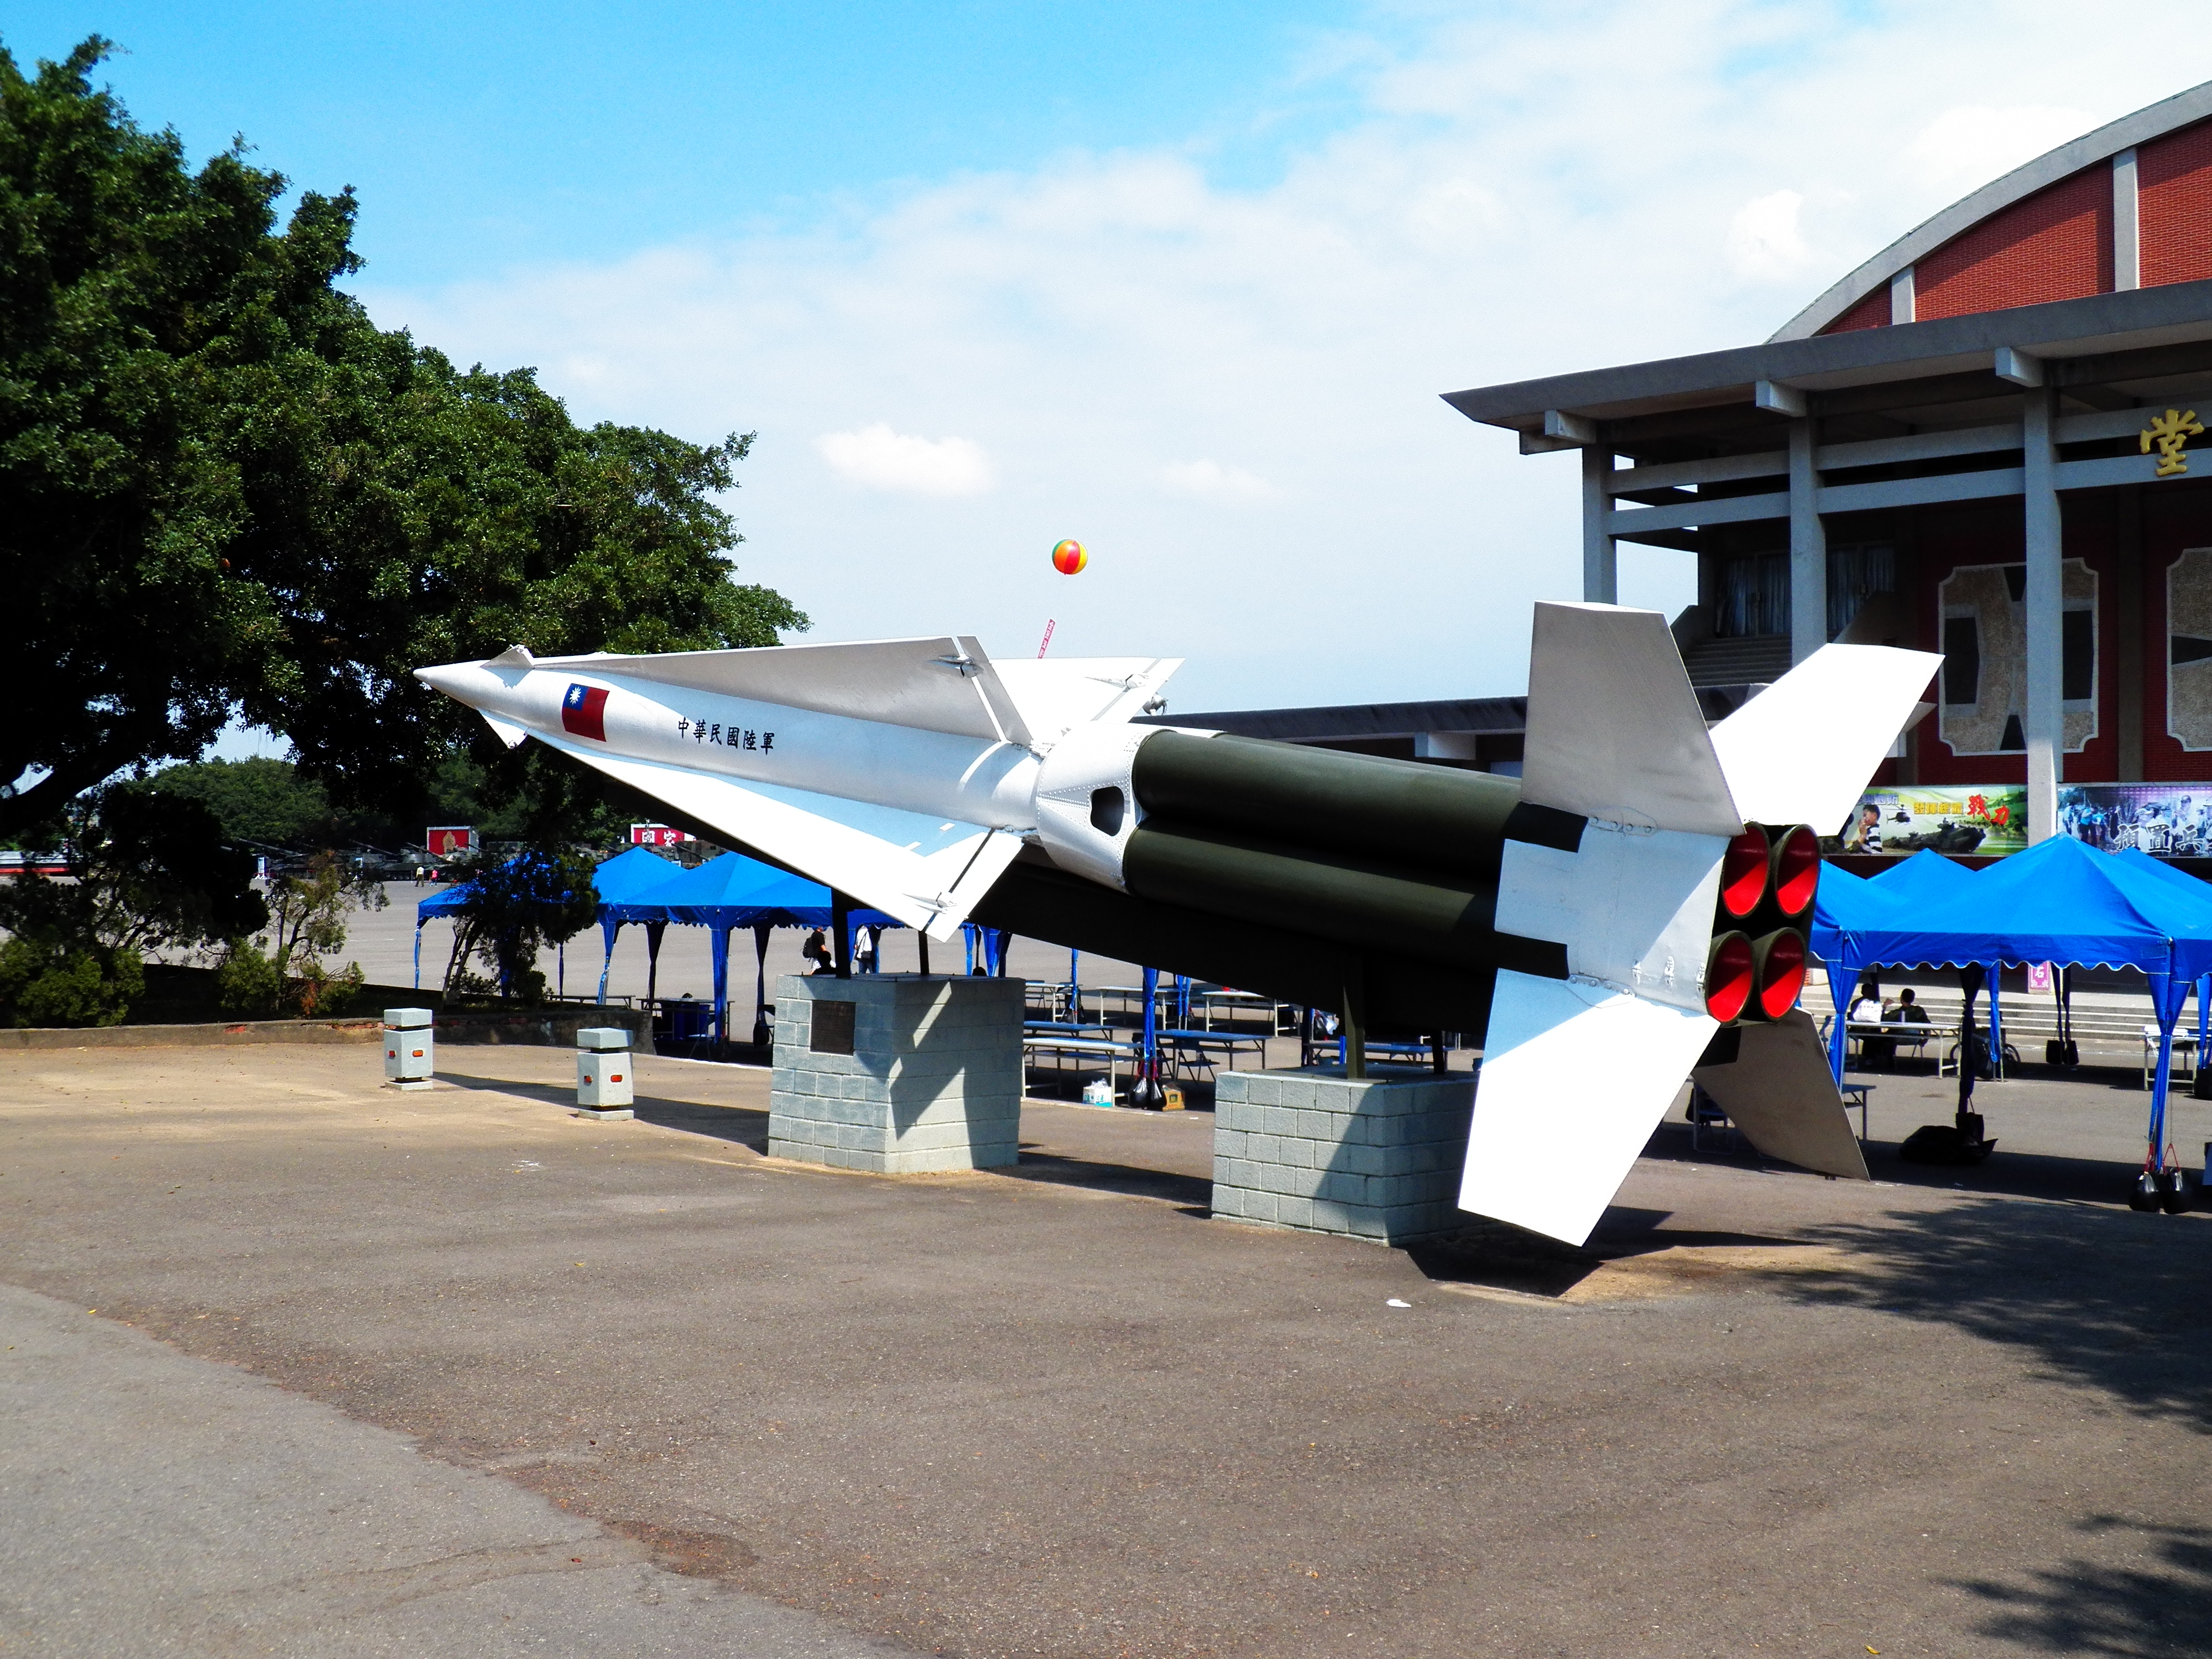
[0,1008,655,1053]
[0,1019,382,1050]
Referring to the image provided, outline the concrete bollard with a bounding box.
[383,1008,435,1091]
[575,1027,635,1118]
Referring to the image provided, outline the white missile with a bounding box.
[416,605,1938,1245]
[413,634,1183,941]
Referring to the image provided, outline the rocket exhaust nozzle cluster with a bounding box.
[1704,823,1818,1025]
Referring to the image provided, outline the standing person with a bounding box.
[802,927,834,975]
[853,926,877,975]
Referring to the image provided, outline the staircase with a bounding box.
[1681,633,1792,688]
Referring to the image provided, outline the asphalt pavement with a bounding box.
[4,1043,2212,1657]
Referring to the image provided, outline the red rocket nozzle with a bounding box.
[1718,828,1770,920]
[1704,932,1754,1023]
[1768,825,1819,920]
[1751,928,1807,1021]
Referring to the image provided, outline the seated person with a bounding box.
[1848,987,1884,1025]
[1891,988,1931,1025]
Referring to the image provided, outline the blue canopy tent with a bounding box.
[1813,836,2212,1178]
[2117,848,2212,1059]
[589,847,697,1007]
[413,852,602,997]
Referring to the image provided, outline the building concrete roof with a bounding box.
[1771,81,2212,342]
[1441,275,2212,444]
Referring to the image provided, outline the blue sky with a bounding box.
[6,3,1383,286]
[13,4,2212,747]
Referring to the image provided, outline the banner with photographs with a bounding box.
[1833,787,2030,856]
[2057,783,2212,857]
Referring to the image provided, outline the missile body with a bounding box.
[416,605,1940,1245]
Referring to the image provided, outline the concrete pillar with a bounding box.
[769,974,1023,1173]
[1211,1066,1473,1245]
[2116,487,2146,780]
[1580,446,1617,604]
[2022,385,2064,842]
[1788,418,1827,665]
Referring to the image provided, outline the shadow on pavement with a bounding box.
[1949,1516,2212,1656]
[1641,1120,2159,1209]
[1400,1208,1808,1298]
[1781,1197,2212,1433]
[438,1072,769,1153]
[1001,1146,1214,1210]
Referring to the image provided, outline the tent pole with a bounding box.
[413,924,421,992]
[709,926,730,1048]
[1987,962,2005,1077]
[753,925,772,1046]
[1140,965,1159,1104]
[1826,953,1852,1081]
[646,921,665,1010]
[1955,964,1983,1129]
[918,929,931,976]
[2150,968,2183,1170]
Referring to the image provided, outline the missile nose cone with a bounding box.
[414,661,479,703]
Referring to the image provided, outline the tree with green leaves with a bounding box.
[216,850,385,1018]
[1,36,805,851]
[0,786,264,1025]
[440,848,601,1003]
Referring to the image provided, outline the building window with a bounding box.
[1943,615,1981,704]
[1717,552,1790,637]
[1827,542,1897,639]
[2063,608,2095,702]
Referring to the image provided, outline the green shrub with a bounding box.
[0,936,143,1027]
[216,940,284,1018]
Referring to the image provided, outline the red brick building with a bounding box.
[1445,82,2212,844]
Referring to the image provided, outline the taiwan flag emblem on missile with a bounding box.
[561,683,609,741]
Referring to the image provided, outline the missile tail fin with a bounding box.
[1519,603,1741,836]
[1458,970,1718,1246]
[550,739,1024,940]
[1707,643,1943,833]
[1691,1009,1869,1180]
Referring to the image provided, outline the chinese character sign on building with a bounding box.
[1835,788,2030,855]
[629,824,692,848]
[426,825,478,858]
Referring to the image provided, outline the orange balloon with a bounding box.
[1051,539,1087,575]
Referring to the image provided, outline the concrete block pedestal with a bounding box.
[769,974,1025,1173]
[1212,1066,1473,1245]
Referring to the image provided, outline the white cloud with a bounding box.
[815,424,994,497]
[1725,189,1812,281]
[1162,460,1274,503]
[1903,103,2097,192]
[362,6,2207,708]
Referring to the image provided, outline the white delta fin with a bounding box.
[546,735,1024,941]
[1707,642,1944,833]
[1691,1010,1869,1181]
[480,712,529,749]
[1459,973,1719,1246]
[1517,602,1741,836]
[990,656,1183,747]
[528,635,1035,749]
[1462,602,1744,1246]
